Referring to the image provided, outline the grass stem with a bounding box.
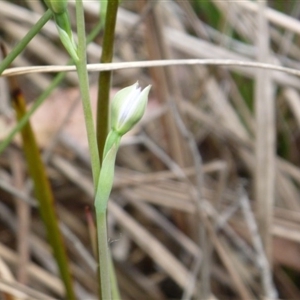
[96,210,112,300]
[96,0,118,163]
[75,0,100,187]
[10,77,76,300]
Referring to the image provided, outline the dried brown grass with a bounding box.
[1,1,300,299]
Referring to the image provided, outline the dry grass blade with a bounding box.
[239,186,277,298]
[108,201,193,290]
[4,59,300,81]
[205,219,254,300]
[254,0,275,260]
[0,279,58,300]
[3,0,300,299]
[0,244,64,296]
[283,88,300,128]
[10,150,30,284]
[237,0,300,35]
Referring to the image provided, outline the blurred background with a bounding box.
[1,1,300,299]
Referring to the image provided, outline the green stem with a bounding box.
[96,210,112,300]
[75,0,100,187]
[96,3,120,298]
[96,0,119,163]
[95,134,120,300]
[110,255,121,300]
[0,9,53,75]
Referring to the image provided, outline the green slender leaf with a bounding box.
[0,9,52,75]
[95,135,120,213]
[96,0,119,164]
[11,82,76,300]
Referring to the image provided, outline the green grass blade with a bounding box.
[96,0,119,163]
[75,0,100,188]
[10,80,76,300]
[0,9,52,75]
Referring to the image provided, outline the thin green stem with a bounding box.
[96,3,120,298]
[0,9,53,75]
[96,211,111,300]
[75,0,100,187]
[96,0,119,163]
[95,134,120,300]
[110,255,121,300]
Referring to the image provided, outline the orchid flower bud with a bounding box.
[44,0,67,15]
[111,82,151,136]
[95,82,151,212]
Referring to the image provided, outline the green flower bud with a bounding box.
[44,0,67,15]
[111,82,151,136]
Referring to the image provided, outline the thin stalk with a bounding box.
[75,0,100,187]
[110,254,121,300]
[95,133,121,300]
[96,0,118,163]
[96,211,111,300]
[10,78,76,300]
[74,5,117,297]
[0,9,52,75]
[95,3,120,295]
